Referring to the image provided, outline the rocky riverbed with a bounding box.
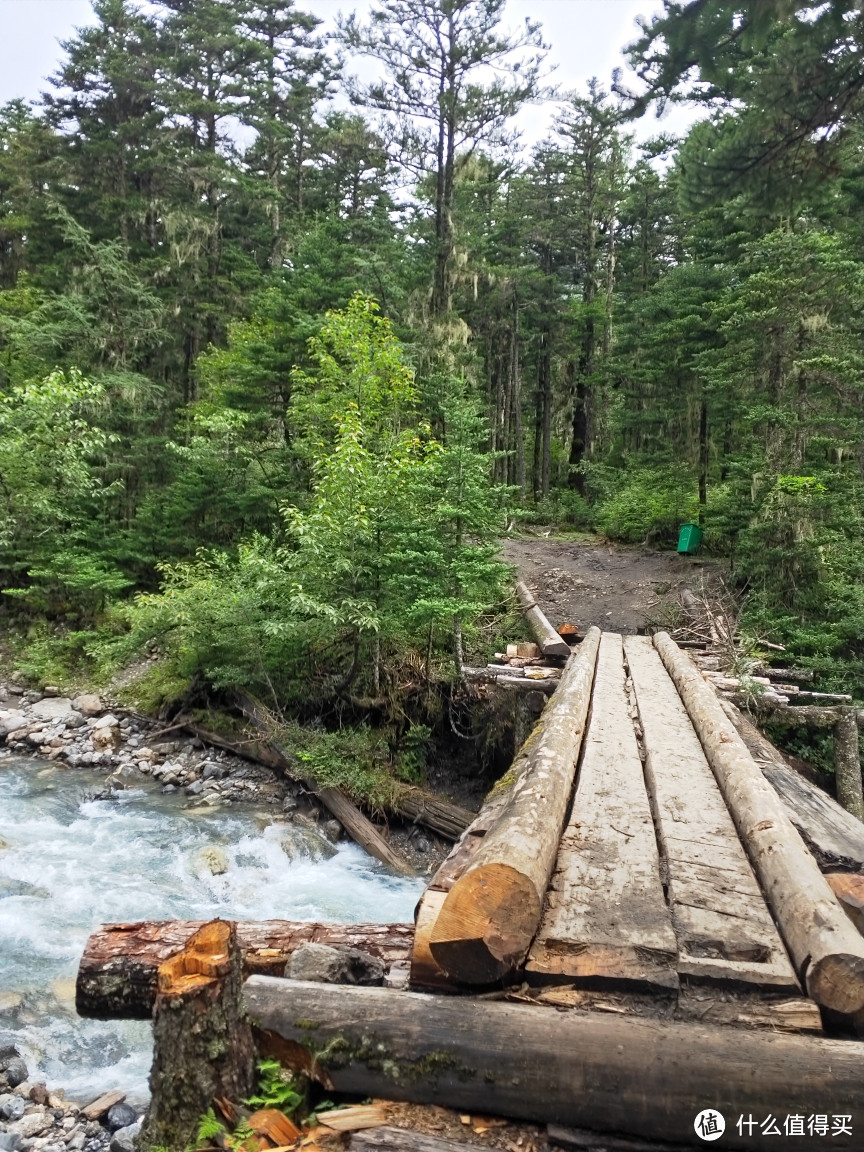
[0,687,294,812]
[0,682,426,1119]
[0,1046,142,1152]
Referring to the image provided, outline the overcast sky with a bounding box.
[0,0,699,150]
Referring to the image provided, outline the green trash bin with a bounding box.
[677,522,703,555]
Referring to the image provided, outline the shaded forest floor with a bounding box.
[504,534,726,635]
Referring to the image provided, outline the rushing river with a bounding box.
[0,756,423,1104]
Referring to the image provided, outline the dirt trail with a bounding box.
[504,535,723,636]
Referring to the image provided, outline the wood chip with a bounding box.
[316,1105,387,1133]
[248,1108,301,1146]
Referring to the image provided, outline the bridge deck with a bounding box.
[411,629,858,1034]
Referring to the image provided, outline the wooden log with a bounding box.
[625,637,798,992]
[76,920,414,1019]
[462,667,557,694]
[80,1091,125,1121]
[720,698,864,872]
[834,708,864,822]
[796,690,853,704]
[244,977,864,1151]
[394,789,473,841]
[654,631,864,1016]
[409,786,516,991]
[752,665,814,683]
[547,1125,691,1152]
[141,920,256,1151]
[428,628,602,985]
[526,634,678,990]
[351,1129,486,1152]
[752,703,841,728]
[514,581,571,658]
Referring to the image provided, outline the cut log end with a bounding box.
[429,863,541,984]
[806,952,864,1016]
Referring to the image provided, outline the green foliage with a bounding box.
[593,464,699,545]
[244,1059,304,1117]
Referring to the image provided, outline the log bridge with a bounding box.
[77,630,864,1151]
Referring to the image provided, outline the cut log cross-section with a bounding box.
[140,920,256,1152]
[654,631,864,1017]
[526,633,678,989]
[624,636,799,992]
[428,627,602,985]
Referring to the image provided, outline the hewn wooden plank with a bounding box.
[625,636,799,993]
[526,634,677,989]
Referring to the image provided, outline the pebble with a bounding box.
[0,1097,25,1122]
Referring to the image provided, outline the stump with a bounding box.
[140,920,256,1151]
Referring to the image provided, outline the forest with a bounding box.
[1,0,863,782]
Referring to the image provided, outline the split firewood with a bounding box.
[141,920,256,1152]
[247,1109,301,1146]
[316,1105,387,1132]
[427,628,601,984]
[77,920,414,1019]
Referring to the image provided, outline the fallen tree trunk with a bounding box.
[655,631,864,1016]
[720,699,864,872]
[393,789,472,841]
[77,920,414,1019]
[462,667,557,695]
[245,977,864,1151]
[141,921,255,1151]
[515,581,571,658]
[428,628,601,985]
[834,708,864,822]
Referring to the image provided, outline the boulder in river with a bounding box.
[73,695,103,717]
[30,698,76,723]
[286,942,385,986]
[105,1104,138,1133]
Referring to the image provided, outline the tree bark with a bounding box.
[834,708,864,822]
[141,921,256,1152]
[428,628,601,984]
[244,977,864,1151]
[654,631,864,1016]
[77,920,414,1020]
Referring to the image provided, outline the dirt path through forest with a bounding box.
[503,535,724,636]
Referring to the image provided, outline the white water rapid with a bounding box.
[0,756,423,1104]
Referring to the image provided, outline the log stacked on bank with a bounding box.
[245,977,864,1151]
[654,631,864,1016]
[425,627,601,985]
[77,920,414,1018]
[515,581,571,658]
